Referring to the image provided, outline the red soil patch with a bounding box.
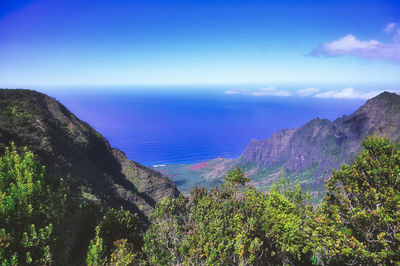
[187,161,210,171]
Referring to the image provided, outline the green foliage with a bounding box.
[145,167,315,265]
[143,193,189,265]
[87,236,140,266]
[109,239,140,265]
[181,186,267,265]
[3,135,400,265]
[97,208,143,257]
[262,187,315,264]
[86,208,143,265]
[145,139,400,265]
[86,226,107,266]
[0,143,67,265]
[224,166,250,186]
[316,135,400,265]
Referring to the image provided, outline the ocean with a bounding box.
[41,87,365,166]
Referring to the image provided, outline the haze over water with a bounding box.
[43,87,365,166]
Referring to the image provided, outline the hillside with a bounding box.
[0,89,180,262]
[0,89,178,219]
[155,91,400,199]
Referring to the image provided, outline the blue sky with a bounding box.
[0,0,400,92]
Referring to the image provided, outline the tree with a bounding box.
[224,166,250,186]
[86,226,107,266]
[145,167,316,265]
[109,239,139,266]
[317,135,400,264]
[86,208,143,265]
[266,177,316,264]
[143,193,189,265]
[0,144,66,265]
[97,208,143,257]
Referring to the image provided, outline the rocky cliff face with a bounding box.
[156,92,400,199]
[0,89,179,221]
[238,117,352,177]
[238,92,400,191]
[335,91,400,141]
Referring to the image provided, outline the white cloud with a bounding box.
[314,87,382,99]
[225,86,292,97]
[311,33,400,63]
[226,86,399,100]
[296,88,320,97]
[384,22,397,34]
[225,90,239,95]
[384,22,400,43]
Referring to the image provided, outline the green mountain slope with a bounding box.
[0,89,179,219]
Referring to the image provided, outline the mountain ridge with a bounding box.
[0,89,179,220]
[155,91,400,199]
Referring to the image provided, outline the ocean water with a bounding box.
[42,87,365,166]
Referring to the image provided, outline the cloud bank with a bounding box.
[311,34,400,63]
[314,87,382,100]
[311,23,400,63]
[226,87,396,100]
[296,88,320,97]
[225,87,292,97]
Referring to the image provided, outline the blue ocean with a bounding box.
[41,87,365,166]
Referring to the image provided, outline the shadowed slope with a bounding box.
[0,89,179,221]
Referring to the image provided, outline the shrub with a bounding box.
[145,167,315,265]
[317,135,400,264]
[86,208,143,264]
[0,143,66,265]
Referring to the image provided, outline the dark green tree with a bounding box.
[86,208,143,264]
[224,166,250,186]
[98,208,143,257]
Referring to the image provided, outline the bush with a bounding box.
[86,226,107,266]
[144,167,315,265]
[317,135,400,264]
[0,144,66,265]
[86,208,143,264]
[109,239,139,265]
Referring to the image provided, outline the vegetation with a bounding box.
[316,135,400,265]
[144,166,316,265]
[86,208,143,265]
[0,143,66,265]
[1,135,400,264]
[144,135,400,265]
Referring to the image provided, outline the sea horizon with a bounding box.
[26,86,370,166]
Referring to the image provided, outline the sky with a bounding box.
[0,0,400,93]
